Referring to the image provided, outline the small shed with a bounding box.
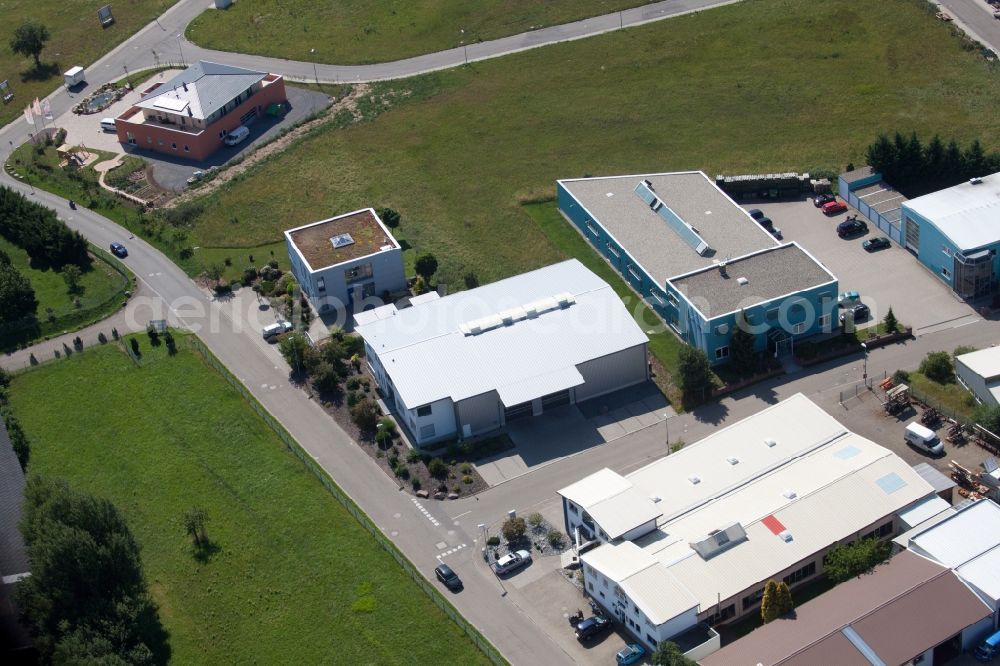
[214,0,233,8]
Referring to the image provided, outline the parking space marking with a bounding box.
[436,543,467,561]
[411,497,441,527]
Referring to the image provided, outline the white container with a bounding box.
[63,66,86,88]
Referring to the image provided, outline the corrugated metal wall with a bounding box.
[575,344,648,402]
[455,390,503,437]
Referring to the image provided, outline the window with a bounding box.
[819,313,831,329]
[666,291,678,306]
[344,263,374,284]
[416,405,432,417]
[419,424,436,439]
[568,503,578,515]
[316,277,326,293]
[942,246,951,256]
[706,604,735,625]
[941,266,951,279]
[792,322,806,334]
[715,346,730,360]
[647,635,656,645]
[183,145,189,152]
[606,243,620,258]
[649,290,666,306]
[860,521,894,542]
[627,266,642,283]
[742,587,765,610]
[587,582,593,592]
[171,142,177,150]
[782,561,817,586]
[766,308,779,321]
[146,136,152,144]
[585,221,599,237]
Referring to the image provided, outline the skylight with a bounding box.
[331,233,355,249]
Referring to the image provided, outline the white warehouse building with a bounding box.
[285,208,406,313]
[558,394,938,658]
[955,346,1000,407]
[355,259,649,447]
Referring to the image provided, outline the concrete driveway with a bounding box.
[747,198,978,335]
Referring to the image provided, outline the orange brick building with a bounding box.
[115,61,286,161]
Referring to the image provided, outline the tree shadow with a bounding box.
[137,598,172,665]
[20,62,59,83]
[191,539,221,564]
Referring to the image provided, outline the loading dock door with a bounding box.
[504,401,533,422]
[905,217,920,253]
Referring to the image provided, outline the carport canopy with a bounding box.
[496,365,584,408]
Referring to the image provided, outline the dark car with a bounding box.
[839,303,870,323]
[863,237,891,252]
[746,208,764,221]
[575,615,612,641]
[813,193,836,207]
[756,215,774,231]
[837,219,868,238]
[434,564,462,591]
[109,242,128,258]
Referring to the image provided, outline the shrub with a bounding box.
[111,327,119,340]
[406,449,422,464]
[377,417,397,436]
[893,369,910,384]
[311,361,341,395]
[410,477,422,490]
[486,536,501,547]
[546,529,564,548]
[460,463,472,475]
[393,464,409,479]
[954,345,977,357]
[375,427,393,448]
[346,390,361,407]
[346,376,362,391]
[377,207,400,228]
[527,512,544,528]
[97,332,107,344]
[501,516,527,542]
[919,351,955,384]
[427,457,449,479]
[129,337,139,356]
[462,475,473,484]
[350,398,380,432]
[884,306,898,334]
[824,537,892,583]
[414,253,438,281]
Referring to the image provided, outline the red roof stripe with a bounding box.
[762,515,786,535]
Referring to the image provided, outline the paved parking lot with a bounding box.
[746,198,978,334]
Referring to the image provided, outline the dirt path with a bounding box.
[167,83,370,207]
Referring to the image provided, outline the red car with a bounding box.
[822,200,848,215]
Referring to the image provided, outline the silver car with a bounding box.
[493,549,531,575]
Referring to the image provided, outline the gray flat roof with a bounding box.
[669,243,835,319]
[560,172,778,285]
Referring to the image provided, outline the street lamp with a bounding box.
[861,342,868,384]
[310,48,319,85]
[664,413,671,453]
[122,64,129,88]
[478,523,488,561]
[460,28,468,65]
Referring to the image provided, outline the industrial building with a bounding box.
[900,172,1000,300]
[114,61,287,161]
[955,346,1000,407]
[355,260,649,447]
[558,394,937,657]
[285,208,406,313]
[701,549,994,666]
[558,172,838,363]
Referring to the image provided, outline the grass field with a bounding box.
[8,336,491,665]
[0,1,175,127]
[0,236,130,345]
[907,371,977,421]
[186,0,646,65]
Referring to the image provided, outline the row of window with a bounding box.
[705,603,735,625]
[741,561,818,611]
[859,521,893,542]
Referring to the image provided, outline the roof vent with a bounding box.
[688,475,701,485]
[778,530,793,543]
[782,489,797,499]
[737,277,749,286]
[970,176,984,185]
[649,495,662,504]
[726,457,739,465]
[764,438,777,448]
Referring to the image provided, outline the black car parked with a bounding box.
[575,615,612,641]
[434,564,462,591]
[837,219,868,238]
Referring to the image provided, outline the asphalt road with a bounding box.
[937,0,1000,52]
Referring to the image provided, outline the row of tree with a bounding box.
[0,249,37,326]
[0,186,90,270]
[16,476,168,664]
[865,132,999,197]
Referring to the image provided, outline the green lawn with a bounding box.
[907,371,977,421]
[0,236,130,346]
[0,1,175,127]
[172,0,1000,290]
[8,336,492,665]
[186,0,647,65]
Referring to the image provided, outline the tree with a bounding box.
[0,261,37,324]
[760,579,781,624]
[377,207,401,228]
[278,331,311,373]
[677,346,712,401]
[730,311,756,376]
[973,404,1000,434]
[9,20,50,69]
[651,641,696,666]
[182,507,209,548]
[953,345,977,358]
[310,361,341,396]
[62,264,83,295]
[414,253,438,282]
[883,306,898,334]
[350,398,380,432]
[865,134,896,179]
[775,581,794,616]
[3,410,30,471]
[919,350,955,384]
[16,476,165,663]
[501,516,526,542]
[824,537,891,584]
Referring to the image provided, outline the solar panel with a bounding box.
[330,233,355,249]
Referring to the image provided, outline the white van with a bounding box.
[904,422,944,456]
[223,126,250,146]
[99,118,116,132]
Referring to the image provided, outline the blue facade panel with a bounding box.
[905,206,958,288]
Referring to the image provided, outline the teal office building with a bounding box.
[557,172,838,364]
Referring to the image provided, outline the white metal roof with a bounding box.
[352,303,398,328]
[620,562,699,625]
[582,540,658,582]
[356,260,648,408]
[495,366,584,407]
[586,488,664,540]
[904,172,1000,250]
[956,346,1000,381]
[898,496,952,529]
[136,61,267,121]
[904,499,1000,569]
[957,546,1000,604]
[559,467,633,507]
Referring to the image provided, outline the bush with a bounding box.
[954,345,977,357]
[427,457,449,479]
[973,404,1000,434]
[350,398,380,432]
[377,417,397,436]
[462,475,473,484]
[893,369,910,384]
[346,376,361,391]
[377,207,400,228]
[97,332,107,344]
[501,516,527,542]
[546,529,564,548]
[393,464,409,479]
[460,463,472,475]
[919,351,955,384]
[824,537,892,584]
[406,449,422,464]
[346,390,361,407]
[527,512,544,528]
[410,478,421,491]
[375,427,393,448]
[311,361,341,395]
[486,536,501,547]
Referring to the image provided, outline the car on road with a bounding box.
[434,564,462,591]
[575,614,612,641]
[616,643,646,665]
[262,321,294,341]
[109,242,128,258]
[493,549,531,575]
[863,236,891,252]
[822,200,848,215]
[837,290,861,307]
[746,208,764,221]
[813,193,836,207]
[837,218,868,238]
[839,303,870,323]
